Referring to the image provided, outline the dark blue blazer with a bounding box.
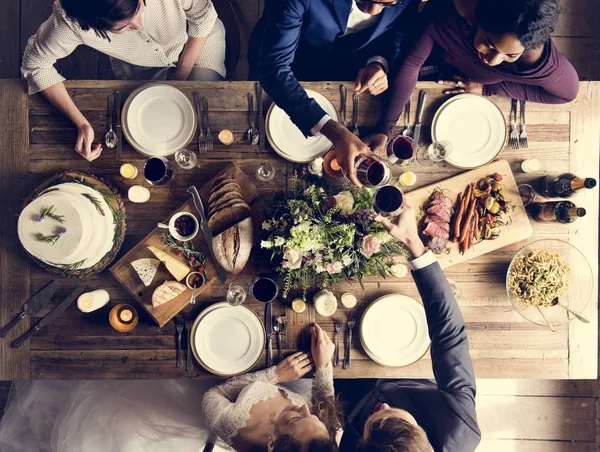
[249,0,419,137]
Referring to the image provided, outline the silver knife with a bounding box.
[187,186,227,283]
[115,90,123,160]
[265,302,273,367]
[11,286,85,348]
[412,90,427,146]
[256,82,265,152]
[0,280,57,338]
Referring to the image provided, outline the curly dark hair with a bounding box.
[273,435,339,452]
[358,416,432,452]
[60,0,144,39]
[475,0,560,50]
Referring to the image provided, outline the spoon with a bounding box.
[247,93,259,145]
[272,316,286,363]
[551,298,589,323]
[157,223,169,229]
[402,97,412,137]
[105,94,117,149]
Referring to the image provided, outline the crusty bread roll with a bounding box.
[212,217,253,274]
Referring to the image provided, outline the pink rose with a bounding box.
[360,235,381,258]
[325,262,343,274]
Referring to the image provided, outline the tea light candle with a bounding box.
[521,158,545,173]
[330,158,341,171]
[323,150,344,179]
[109,303,138,333]
[218,130,234,145]
[120,163,138,179]
[399,171,417,187]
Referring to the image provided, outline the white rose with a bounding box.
[333,191,355,215]
[261,240,273,249]
[342,255,353,267]
[274,236,285,247]
[282,247,303,270]
[360,235,382,258]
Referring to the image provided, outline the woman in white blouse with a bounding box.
[22,0,226,161]
[202,323,342,452]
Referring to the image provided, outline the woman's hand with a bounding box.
[375,204,427,259]
[362,133,388,156]
[438,79,483,95]
[274,352,312,383]
[75,122,103,161]
[355,62,388,96]
[311,323,335,368]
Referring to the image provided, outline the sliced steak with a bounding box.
[423,222,450,239]
[428,236,448,254]
[424,215,450,232]
[428,198,453,211]
[427,205,452,223]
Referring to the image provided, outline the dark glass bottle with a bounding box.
[528,201,586,223]
[537,173,596,198]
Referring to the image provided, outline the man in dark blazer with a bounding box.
[338,205,481,452]
[248,0,419,187]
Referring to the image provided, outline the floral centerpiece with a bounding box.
[261,176,409,298]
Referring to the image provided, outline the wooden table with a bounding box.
[0,80,597,380]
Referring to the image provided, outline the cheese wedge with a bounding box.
[152,281,186,308]
[131,258,160,287]
[147,246,190,281]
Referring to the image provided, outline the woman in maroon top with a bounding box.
[365,0,579,152]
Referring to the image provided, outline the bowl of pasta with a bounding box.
[506,239,593,328]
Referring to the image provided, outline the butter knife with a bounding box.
[256,82,265,152]
[265,302,273,367]
[115,90,123,160]
[11,286,85,348]
[412,90,427,147]
[0,280,56,338]
[187,186,227,283]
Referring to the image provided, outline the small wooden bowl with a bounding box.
[109,304,139,333]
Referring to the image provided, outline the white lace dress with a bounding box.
[201,364,335,446]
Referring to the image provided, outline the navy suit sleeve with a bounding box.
[411,262,476,410]
[255,0,327,137]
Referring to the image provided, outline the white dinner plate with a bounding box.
[123,84,196,157]
[191,302,265,376]
[266,90,339,163]
[360,294,430,367]
[431,94,506,169]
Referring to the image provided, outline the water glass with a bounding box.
[227,280,248,306]
[256,162,276,182]
[174,149,198,170]
[427,141,453,162]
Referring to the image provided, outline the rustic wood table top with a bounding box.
[0,80,597,380]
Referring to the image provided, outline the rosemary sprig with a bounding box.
[35,233,60,245]
[81,193,105,216]
[160,233,207,276]
[58,259,86,273]
[37,205,65,224]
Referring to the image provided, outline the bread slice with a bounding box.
[210,191,245,211]
[212,174,235,187]
[151,281,186,308]
[208,186,244,207]
[209,198,247,220]
[212,217,253,274]
[209,203,251,236]
[211,181,242,198]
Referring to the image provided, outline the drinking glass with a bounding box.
[518,184,536,206]
[174,149,198,170]
[227,280,248,306]
[386,135,414,166]
[373,185,405,217]
[354,156,391,187]
[256,162,275,182]
[143,156,173,186]
[417,141,452,166]
[251,272,279,303]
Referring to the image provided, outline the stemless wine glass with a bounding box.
[143,156,173,186]
[373,185,405,217]
[386,135,415,166]
[256,162,276,183]
[174,149,198,170]
[251,272,279,303]
[227,280,248,306]
[416,140,453,166]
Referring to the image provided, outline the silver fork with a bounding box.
[175,317,183,368]
[402,98,412,137]
[333,318,341,367]
[343,313,355,369]
[194,93,206,153]
[519,100,528,148]
[509,98,519,149]
[352,94,360,137]
[202,97,213,151]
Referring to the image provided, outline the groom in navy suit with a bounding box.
[249,0,419,187]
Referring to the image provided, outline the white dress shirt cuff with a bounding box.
[367,56,389,73]
[310,114,332,136]
[409,250,436,271]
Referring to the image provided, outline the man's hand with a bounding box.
[274,352,313,383]
[438,79,483,96]
[311,323,335,368]
[362,133,389,156]
[375,204,427,259]
[321,120,371,187]
[75,122,102,162]
[355,62,388,96]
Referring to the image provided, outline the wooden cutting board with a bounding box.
[110,164,258,327]
[404,159,532,269]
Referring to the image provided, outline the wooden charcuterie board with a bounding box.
[110,164,257,327]
[404,160,532,269]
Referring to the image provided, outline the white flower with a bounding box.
[333,191,355,215]
[315,263,326,273]
[282,247,303,270]
[360,235,382,258]
[389,263,408,278]
[261,240,273,249]
[325,262,343,274]
[274,236,285,247]
[342,255,353,267]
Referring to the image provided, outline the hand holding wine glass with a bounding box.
[375,203,427,259]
